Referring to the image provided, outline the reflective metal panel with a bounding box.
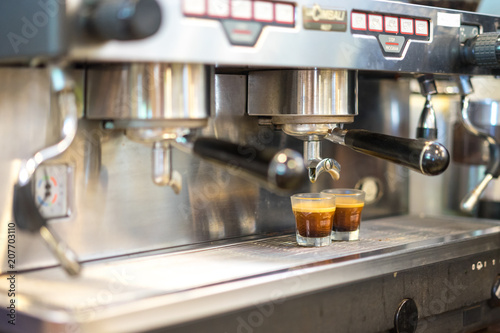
[86,63,208,121]
[0,70,409,273]
[248,69,357,122]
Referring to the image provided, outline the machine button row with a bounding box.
[183,0,294,25]
[351,11,429,37]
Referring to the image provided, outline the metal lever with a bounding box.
[457,84,500,214]
[13,65,81,276]
[39,226,81,276]
[461,173,495,213]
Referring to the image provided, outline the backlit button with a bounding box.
[378,34,405,53]
[415,19,429,36]
[368,14,383,32]
[232,0,252,20]
[400,18,413,34]
[385,16,398,33]
[222,20,263,46]
[183,0,206,16]
[208,0,230,18]
[275,3,294,24]
[254,1,274,22]
[351,12,367,31]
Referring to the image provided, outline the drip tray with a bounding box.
[1,215,500,333]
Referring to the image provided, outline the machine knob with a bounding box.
[490,274,500,308]
[88,0,162,41]
[394,298,418,333]
[462,32,500,68]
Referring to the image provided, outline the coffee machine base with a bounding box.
[1,215,499,333]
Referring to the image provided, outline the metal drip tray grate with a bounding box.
[1,215,499,332]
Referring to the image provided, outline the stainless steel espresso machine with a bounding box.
[1,0,500,332]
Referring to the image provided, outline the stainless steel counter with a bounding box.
[1,215,500,333]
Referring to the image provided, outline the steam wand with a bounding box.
[456,76,500,214]
[12,65,81,276]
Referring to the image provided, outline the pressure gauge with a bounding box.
[355,177,382,204]
[34,164,71,219]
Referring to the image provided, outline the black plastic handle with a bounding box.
[343,129,450,176]
[13,182,47,233]
[193,138,306,190]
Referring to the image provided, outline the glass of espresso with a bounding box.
[321,189,365,241]
[290,193,336,247]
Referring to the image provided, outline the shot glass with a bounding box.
[321,189,365,241]
[290,193,336,247]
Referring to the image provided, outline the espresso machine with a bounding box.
[1,0,500,332]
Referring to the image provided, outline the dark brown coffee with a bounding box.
[293,207,335,238]
[332,203,364,232]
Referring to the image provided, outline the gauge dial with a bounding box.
[34,164,70,219]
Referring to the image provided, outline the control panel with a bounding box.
[183,0,295,46]
[182,1,433,58]
[2,0,500,74]
[350,10,430,57]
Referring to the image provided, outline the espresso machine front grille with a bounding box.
[1,0,500,332]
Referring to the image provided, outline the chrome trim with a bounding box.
[419,141,434,174]
[17,66,78,186]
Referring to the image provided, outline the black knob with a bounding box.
[462,32,500,68]
[394,298,418,333]
[88,0,162,41]
[490,274,500,308]
[13,181,47,233]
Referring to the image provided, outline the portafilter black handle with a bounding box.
[328,129,450,176]
[192,138,306,190]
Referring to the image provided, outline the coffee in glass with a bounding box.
[290,193,336,247]
[321,189,365,241]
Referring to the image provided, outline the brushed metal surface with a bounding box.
[1,216,499,333]
[86,63,208,121]
[0,70,409,274]
[248,69,357,120]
